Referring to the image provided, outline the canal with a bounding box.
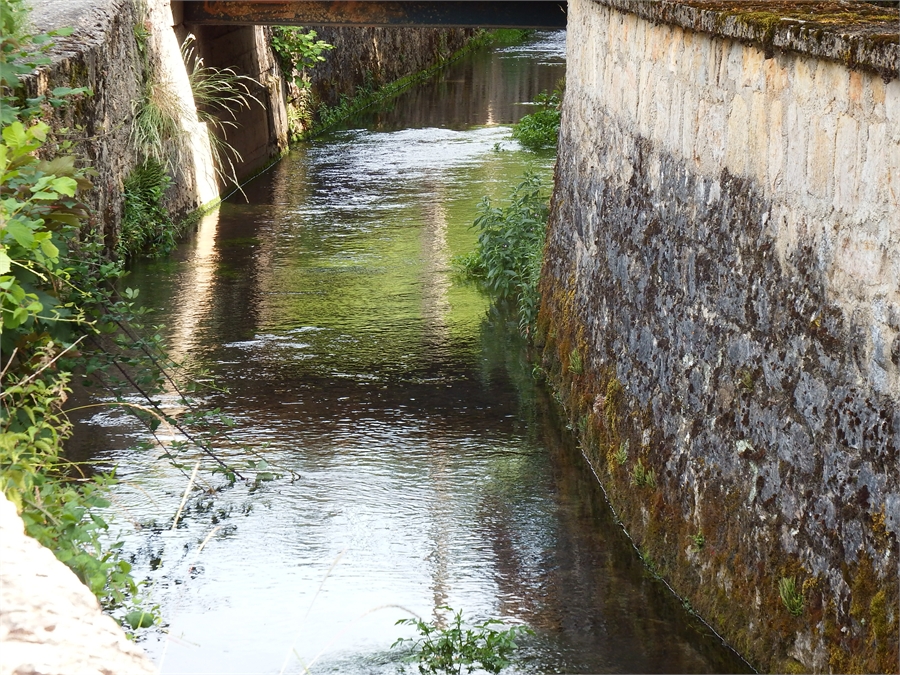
[74,32,752,674]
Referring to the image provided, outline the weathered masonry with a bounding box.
[539,1,899,672]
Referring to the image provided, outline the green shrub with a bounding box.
[270,26,333,90]
[512,89,561,151]
[457,172,549,334]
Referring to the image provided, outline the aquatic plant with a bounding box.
[512,88,562,151]
[457,172,549,335]
[393,607,532,675]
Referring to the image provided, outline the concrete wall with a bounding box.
[181,23,290,186]
[539,0,899,671]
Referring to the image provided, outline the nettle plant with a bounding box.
[456,172,550,335]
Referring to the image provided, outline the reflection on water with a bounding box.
[73,32,751,674]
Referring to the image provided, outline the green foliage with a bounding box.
[690,531,705,551]
[393,607,532,675]
[630,458,657,489]
[118,159,176,258]
[779,576,804,616]
[512,89,561,151]
[270,26,333,90]
[457,172,549,335]
[0,0,156,627]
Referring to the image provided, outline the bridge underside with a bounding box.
[181,1,567,28]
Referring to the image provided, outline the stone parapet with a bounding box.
[597,0,899,81]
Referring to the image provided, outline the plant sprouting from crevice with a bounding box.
[631,458,657,489]
[779,576,804,616]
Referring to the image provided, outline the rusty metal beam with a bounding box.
[182,1,567,28]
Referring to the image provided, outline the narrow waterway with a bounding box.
[75,33,751,674]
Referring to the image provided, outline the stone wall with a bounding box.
[539,0,899,672]
[25,0,219,246]
[307,26,476,108]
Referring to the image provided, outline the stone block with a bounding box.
[763,54,789,94]
[726,94,750,176]
[749,90,769,185]
[859,120,894,214]
[885,78,900,133]
[806,114,836,200]
[792,57,816,106]
[833,113,860,212]
[767,99,785,191]
[784,101,808,191]
[681,86,698,162]
[740,45,766,91]
[814,60,849,113]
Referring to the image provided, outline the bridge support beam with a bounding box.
[182,1,567,28]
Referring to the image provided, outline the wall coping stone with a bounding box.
[593,0,900,81]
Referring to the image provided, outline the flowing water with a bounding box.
[74,33,752,674]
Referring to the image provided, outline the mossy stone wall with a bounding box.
[540,0,899,671]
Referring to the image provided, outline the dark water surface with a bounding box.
[76,33,752,674]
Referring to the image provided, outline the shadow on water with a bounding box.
[69,31,753,674]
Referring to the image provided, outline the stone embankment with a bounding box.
[0,495,156,675]
[540,0,898,672]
